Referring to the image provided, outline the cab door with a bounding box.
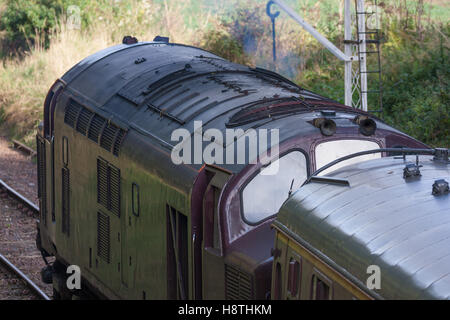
[37,80,64,249]
[200,165,231,299]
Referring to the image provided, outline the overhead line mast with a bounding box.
[267,0,382,113]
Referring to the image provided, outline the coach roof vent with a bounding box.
[403,163,422,180]
[432,179,449,196]
[122,36,138,45]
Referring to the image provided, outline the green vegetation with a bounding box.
[0,0,448,147]
[381,22,449,147]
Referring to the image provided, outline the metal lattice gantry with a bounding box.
[354,0,383,113]
[267,0,383,112]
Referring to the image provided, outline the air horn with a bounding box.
[354,115,377,136]
[313,118,337,136]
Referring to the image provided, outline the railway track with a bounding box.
[0,253,50,300]
[0,178,39,215]
[0,178,50,300]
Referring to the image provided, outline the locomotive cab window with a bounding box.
[315,139,381,175]
[241,150,308,224]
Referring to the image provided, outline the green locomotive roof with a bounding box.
[57,40,409,175]
[275,155,450,299]
[59,40,347,145]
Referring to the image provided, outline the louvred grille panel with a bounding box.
[225,264,253,300]
[97,157,120,217]
[36,135,47,226]
[61,167,70,235]
[97,211,110,263]
[109,165,120,217]
[88,114,105,143]
[97,158,109,210]
[100,124,119,152]
[113,129,125,156]
[64,99,126,156]
[76,108,93,135]
[64,101,81,128]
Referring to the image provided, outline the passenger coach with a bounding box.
[272,149,450,299]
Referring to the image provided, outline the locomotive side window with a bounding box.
[242,150,308,224]
[311,272,332,300]
[62,136,69,166]
[273,262,282,300]
[132,183,140,217]
[287,257,301,298]
[315,139,381,175]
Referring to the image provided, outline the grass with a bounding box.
[0,25,112,144]
[0,0,217,145]
[0,0,448,148]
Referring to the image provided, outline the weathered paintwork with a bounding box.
[274,155,450,299]
[36,40,428,300]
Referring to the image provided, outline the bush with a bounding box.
[200,3,268,66]
[376,9,449,145]
[0,0,112,54]
[381,25,450,147]
[0,0,448,148]
[0,0,64,53]
[201,28,250,65]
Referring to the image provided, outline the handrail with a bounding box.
[305,148,436,184]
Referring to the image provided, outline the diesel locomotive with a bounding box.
[35,37,431,299]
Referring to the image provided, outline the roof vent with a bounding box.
[403,163,422,179]
[153,35,169,43]
[122,36,138,45]
[432,179,449,196]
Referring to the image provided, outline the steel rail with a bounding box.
[0,178,49,300]
[0,253,50,300]
[0,178,39,214]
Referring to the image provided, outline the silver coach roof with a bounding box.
[275,155,450,299]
